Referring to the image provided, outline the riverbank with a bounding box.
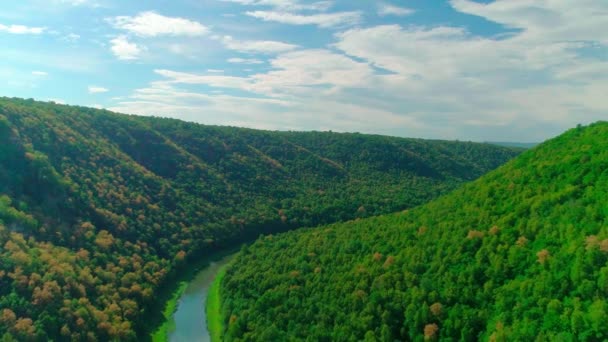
[206,266,228,342]
[168,253,235,341]
[148,247,240,341]
[151,281,189,342]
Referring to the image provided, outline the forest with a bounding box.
[220,121,608,341]
[0,97,520,341]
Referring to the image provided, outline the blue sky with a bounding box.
[1,0,607,142]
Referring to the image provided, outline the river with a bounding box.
[168,253,235,342]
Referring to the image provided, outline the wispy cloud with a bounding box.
[449,0,608,42]
[228,58,264,64]
[154,69,252,90]
[152,48,372,98]
[61,33,80,42]
[107,11,208,37]
[113,1,608,142]
[246,10,361,28]
[250,49,373,96]
[222,0,332,11]
[221,36,297,53]
[329,0,608,139]
[0,23,45,34]
[55,0,95,5]
[378,4,414,17]
[88,86,109,93]
[5,0,607,142]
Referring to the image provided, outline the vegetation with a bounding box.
[207,267,228,342]
[0,96,518,340]
[150,282,187,342]
[220,122,608,341]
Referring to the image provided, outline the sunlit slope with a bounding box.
[0,97,519,341]
[221,122,608,341]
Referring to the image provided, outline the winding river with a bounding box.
[168,253,235,342]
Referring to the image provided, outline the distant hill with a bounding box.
[485,141,539,149]
[221,122,608,341]
[0,97,519,341]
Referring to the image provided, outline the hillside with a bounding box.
[220,122,608,341]
[0,97,519,341]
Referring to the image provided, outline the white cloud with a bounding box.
[246,10,361,28]
[111,1,608,142]
[61,33,80,42]
[154,69,253,90]
[88,86,109,93]
[57,0,92,5]
[221,36,297,53]
[108,11,208,37]
[108,82,418,136]
[250,49,373,96]
[108,82,293,129]
[0,24,45,34]
[329,1,608,140]
[32,71,48,76]
[335,25,478,77]
[228,57,264,64]
[113,48,393,133]
[449,0,608,42]
[222,0,332,11]
[47,0,99,6]
[554,62,608,82]
[110,35,142,60]
[378,4,414,17]
[207,69,224,73]
[154,48,373,98]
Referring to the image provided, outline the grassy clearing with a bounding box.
[206,267,227,342]
[151,281,188,342]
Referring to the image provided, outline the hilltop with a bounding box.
[220,122,608,341]
[0,97,519,340]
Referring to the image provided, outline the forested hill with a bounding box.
[0,97,519,341]
[220,121,608,341]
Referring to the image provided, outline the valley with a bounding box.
[2,1,606,341]
[0,97,520,341]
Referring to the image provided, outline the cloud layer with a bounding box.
[108,1,608,142]
[5,0,607,142]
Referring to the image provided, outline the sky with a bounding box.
[0,0,607,142]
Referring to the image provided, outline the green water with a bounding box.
[168,254,234,342]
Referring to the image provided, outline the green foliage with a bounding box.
[207,267,228,342]
[221,121,608,341]
[150,281,188,342]
[0,97,518,340]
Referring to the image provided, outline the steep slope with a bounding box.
[0,97,519,341]
[220,122,608,341]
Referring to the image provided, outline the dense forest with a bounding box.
[220,122,608,341]
[0,97,519,341]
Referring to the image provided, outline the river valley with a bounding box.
[168,254,235,342]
